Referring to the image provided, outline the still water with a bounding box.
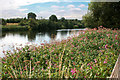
[0,29,85,57]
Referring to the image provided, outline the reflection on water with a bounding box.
[0,28,85,57]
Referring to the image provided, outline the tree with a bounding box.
[49,15,58,22]
[1,19,7,25]
[82,2,120,28]
[28,12,37,19]
[60,17,66,22]
[28,19,38,30]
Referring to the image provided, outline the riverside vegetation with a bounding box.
[2,26,120,78]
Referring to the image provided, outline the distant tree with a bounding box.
[60,17,66,22]
[1,19,7,25]
[49,15,58,22]
[28,12,37,19]
[28,19,38,30]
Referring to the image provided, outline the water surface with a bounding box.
[0,28,85,57]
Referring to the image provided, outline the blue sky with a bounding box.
[0,0,90,20]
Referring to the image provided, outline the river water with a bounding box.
[0,28,85,57]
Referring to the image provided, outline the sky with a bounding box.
[1,0,89,20]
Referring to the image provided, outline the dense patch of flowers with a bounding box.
[2,27,120,78]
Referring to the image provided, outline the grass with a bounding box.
[2,27,120,78]
[2,25,28,31]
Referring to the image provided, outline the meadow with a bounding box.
[2,27,120,78]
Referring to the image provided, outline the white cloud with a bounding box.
[1,9,27,19]
[19,9,28,11]
[37,6,87,20]
[78,4,86,8]
[67,5,75,8]
[0,0,60,10]
[0,0,60,18]
[51,5,60,8]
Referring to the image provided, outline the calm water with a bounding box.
[0,29,85,57]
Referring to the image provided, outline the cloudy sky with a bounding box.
[0,0,91,20]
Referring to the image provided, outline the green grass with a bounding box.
[2,27,120,78]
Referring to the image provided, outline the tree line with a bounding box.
[1,13,84,31]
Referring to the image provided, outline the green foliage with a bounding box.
[2,25,28,31]
[82,2,120,29]
[28,19,38,30]
[19,20,29,26]
[6,18,24,23]
[49,15,58,22]
[0,19,7,25]
[2,28,120,78]
[60,17,66,22]
[28,12,37,19]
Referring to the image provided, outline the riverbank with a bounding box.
[2,27,120,78]
[1,25,28,31]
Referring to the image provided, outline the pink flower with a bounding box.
[105,44,108,49]
[104,61,107,64]
[48,67,50,69]
[71,68,76,75]
[41,43,44,45]
[2,61,5,64]
[32,67,34,70]
[94,59,97,63]
[90,66,92,69]
[20,71,22,74]
[87,63,90,66]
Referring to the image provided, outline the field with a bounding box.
[6,23,19,26]
[2,27,120,78]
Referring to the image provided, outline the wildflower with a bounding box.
[115,35,117,37]
[104,61,107,64]
[48,67,50,69]
[73,62,75,65]
[71,68,76,75]
[41,43,44,45]
[2,61,5,64]
[87,63,90,66]
[24,68,26,71]
[90,66,92,69]
[5,72,7,74]
[105,44,108,49]
[32,67,34,70]
[20,71,22,74]
[100,26,103,28]
[94,59,97,63]
[31,58,33,60]
[71,57,74,60]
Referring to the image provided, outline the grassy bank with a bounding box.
[2,27,120,78]
[2,25,28,31]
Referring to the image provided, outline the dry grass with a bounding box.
[6,23,19,26]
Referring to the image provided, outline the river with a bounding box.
[0,28,85,57]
